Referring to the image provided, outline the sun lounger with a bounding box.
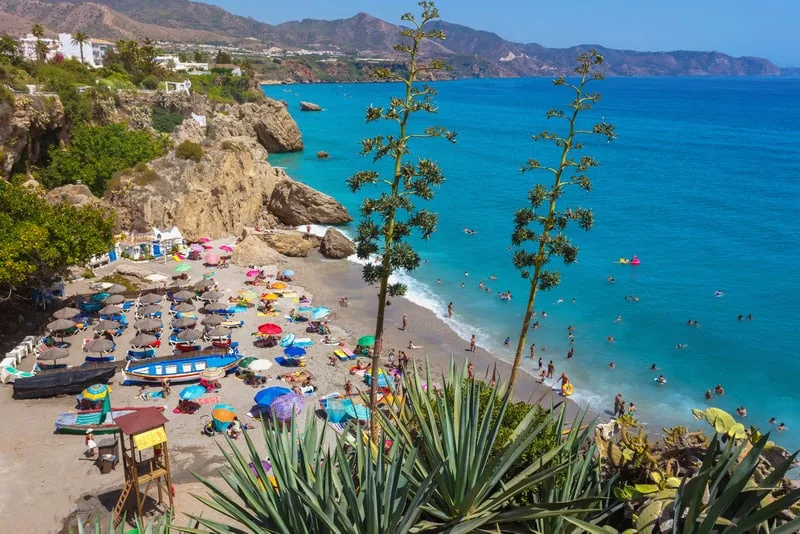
[1,365,35,384]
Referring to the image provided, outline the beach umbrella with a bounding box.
[357,335,375,347]
[82,384,110,402]
[145,273,168,283]
[207,326,232,338]
[201,315,224,327]
[310,307,331,321]
[179,384,205,400]
[204,302,229,313]
[257,323,283,335]
[104,294,126,305]
[202,367,226,381]
[95,319,121,332]
[282,269,295,277]
[198,237,210,243]
[261,293,278,301]
[219,245,234,253]
[172,316,197,329]
[247,359,273,372]
[204,253,220,266]
[246,269,261,278]
[83,338,115,353]
[238,289,258,302]
[48,318,76,332]
[172,302,195,313]
[238,356,257,368]
[200,290,223,302]
[135,318,162,332]
[248,459,272,477]
[53,307,80,320]
[325,398,352,424]
[190,244,204,252]
[91,292,110,302]
[39,346,70,361]
[172,290,195,301]
[177,328,202,341]
[203,244,214,250]
[130,333,157,347]
[254,386,292,407]
[283,346,306,357]
[139,293,163,305]
[194,279,215,291]
[270,281,286,290]
[137,304,162,317]
[269,394,303,422]
[211,403,236,431]
[106,284,127,294]
[99,304,123,316]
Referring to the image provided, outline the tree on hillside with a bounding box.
[71,31,89,64]
[31,23,44,39]
[507,50,616,390]
[0,181,114,301]
[346,0,456,439]
[0,34,21,65]
[215,50,231,65]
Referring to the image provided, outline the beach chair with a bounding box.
[1,364,35,384]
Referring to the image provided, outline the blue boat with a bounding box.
[122,350,243,385]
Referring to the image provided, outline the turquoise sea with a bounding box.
[264,77,800,449]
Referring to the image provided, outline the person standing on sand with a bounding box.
[538,356,543,370]
[547,360,555,379]
[85,429,98,459]
[401,314,408,331]
[470,335,476,352]
[529,343,536,359]
[447,302,453,318]
[614,393,623,415]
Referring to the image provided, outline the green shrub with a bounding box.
[81,268,95,279]
[141,75,160,90]
[99,274,138,291]
[99,73,135,91]
[150,106,183,133]
[175,140,203,162]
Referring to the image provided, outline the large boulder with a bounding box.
[267,180,352,226]
[320,227,356,259]
[45,184,99,207]
[300,101,322,112]
[231,234,285,266]
[262,231,315,257]
[0,94,66,177]
[171,116,206,145]
[206,99,303,153]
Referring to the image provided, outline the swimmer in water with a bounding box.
[657,375,667,384]
[650,363,658,371]
[608,361,616,368]
[715,290,724,297]
[777,423,786,432]
[489,274,497,280]
[769,417,777,425]
[606,336,615,343]
[504,336,511,346]
[608,276,616,284]
[628,402,637,414]
[464,271,469,277]
[557,298,564,304]
[714,384,725,395]
[705,389,713,400]
[542,311,548,318]
[675,344,686,350]
[614,315,622,323]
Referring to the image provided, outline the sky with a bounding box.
[203,0,797,66]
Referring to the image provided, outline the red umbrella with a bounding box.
[198,237,210,243]
[204,253,220,265]
[258,323,283,335]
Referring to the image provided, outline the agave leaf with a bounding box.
[634,484,660,495]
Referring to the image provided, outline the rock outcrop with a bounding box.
[261,231,316,257]
[45,184,99,207]
[268,180,352,226]
[207,100,303,153]
[300,101,322,112]
[231,234,285,266]
[320,227,356,259]
[0,94,65,177]
[317,151,329,159]
[105,137,287,241]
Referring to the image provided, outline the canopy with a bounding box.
[282,270,295,277]
[200,291,223,302]
[135,318,162,331]
[139,293,163,305]
[145,273,168,282]
[104,294,125,305]
[204,253,220,266]
[201,315,224,326]
[39,347,70,360]
[257,323,283,335]
[48,318,76,332]
[172,290,195,301]
[130,333,157,346]
[53,307,80,320]
[194,280,215,291]
[95,319,121,331]
[177,328,202,341]
[99,304,123,315]
[219,245,234,252]
[83,383,110,402]
[254,386,292,407]
[83,338,115,353]
[357,335,375,347]
[172,302,195,313]
[172,317,197,329]
[269,394,303,422]
[201,367,225,380]
[179,384,205,400]
[246,269,261,278]
[284,346,306,357]
[106,284,127,294]
[310,307,331,321]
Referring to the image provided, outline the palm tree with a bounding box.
[71,31,88,64]
[31,23,44,39]
[34,39,49,63]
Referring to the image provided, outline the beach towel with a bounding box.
[75,412,103,425]
[257,311,279,317]
[197,395,220,405]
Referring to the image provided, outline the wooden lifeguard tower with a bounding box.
[112,407,174,527]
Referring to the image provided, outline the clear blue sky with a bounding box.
[202,0,797,66]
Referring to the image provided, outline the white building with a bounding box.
[154,55,209,73]
[89,38,116,67]
[19,34,59,62]
[19,33,115,67]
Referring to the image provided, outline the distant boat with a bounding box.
[13,366,116,400]
[122,351,243,385]
[55,406,165,435]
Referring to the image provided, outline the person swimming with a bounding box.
[714,290,724,297]
[503,336,511,346]
[656,374,667,384]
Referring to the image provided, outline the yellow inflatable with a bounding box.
[561,383,575,396]
[618,257,629,264]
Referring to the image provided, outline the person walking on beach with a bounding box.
[538,356,543,370]
[469,335,476,352]
[85,429,98,459]
[447,302,453,318]
[401,314,408,331]
[614,393,623,415]
[546,360,555,379]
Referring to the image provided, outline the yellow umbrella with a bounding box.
[83,384,111,402]
[238,289,258,302]
[262,293,279,301]
[270,281,287,290]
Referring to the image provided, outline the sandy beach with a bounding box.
[0,236,583,532]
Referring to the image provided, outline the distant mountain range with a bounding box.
[0,0,782,78]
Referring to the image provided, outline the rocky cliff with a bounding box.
[0,93,65,177]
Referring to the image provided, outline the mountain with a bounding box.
[0,0,781,78]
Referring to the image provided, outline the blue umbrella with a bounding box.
[325,398,352,423]
[180,384,206,400]
[91,292,110,302]
[284,346,307,357]
[254,386,292,407]
[282,270,294,277]
[310,307,331,321]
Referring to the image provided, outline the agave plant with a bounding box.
[376,360,608,532]
[68,513,183,533]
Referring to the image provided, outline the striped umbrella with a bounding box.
[202,367,226,380]
[82,384,110,402]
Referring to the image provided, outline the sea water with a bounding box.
[264,77,800,449]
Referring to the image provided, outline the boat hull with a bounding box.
[123,352,242,385]
[13,366,116,400]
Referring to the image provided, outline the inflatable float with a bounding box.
[561,383,575,396]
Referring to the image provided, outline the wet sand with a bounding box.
[0,239,585,532]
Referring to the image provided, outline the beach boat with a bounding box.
[122,351,243,385]
[13,366,116,400]
[55,406,165,435]
[84,354,116,364]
